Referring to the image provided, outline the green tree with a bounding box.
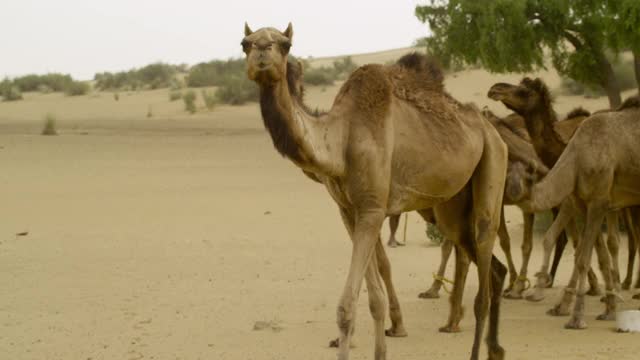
[416,0,626,107]
[606,0,640,93]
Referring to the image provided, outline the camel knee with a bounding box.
[337,301,355,334]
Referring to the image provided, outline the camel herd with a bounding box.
[241,23,640,360]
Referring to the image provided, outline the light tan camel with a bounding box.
[517,95,640,328]
[242,23,508,360]
[487,79,624,301]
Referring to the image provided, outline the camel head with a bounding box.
[505,160,547,203]
[487,78,552,115]
[241,22,293,85]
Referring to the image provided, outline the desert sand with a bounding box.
[1,48,639,360]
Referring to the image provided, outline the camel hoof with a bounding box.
[418,289,440,299]
[438,324,461,333]
[632,293,640,300]
[547,305,570,317]
[328,338,356,348]
[596,312,616,321]
[564,318,587,330]
[525,291,545,302]
[488,346,505,360]
[385,327,408,338]
[622,280,632,291]
[586,286,603,297]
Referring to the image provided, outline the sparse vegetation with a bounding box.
[147,105,153,118]
[94,63,182,90]
[215,75,259,105]
[1,85,23,101]
[201,90,217,110]
[426,222,445,246]
[41,114,58,136]
[169,90,182,101]
[64,81,90,96]
[183,90,197,113]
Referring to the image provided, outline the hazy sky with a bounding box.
[1,1,428,80]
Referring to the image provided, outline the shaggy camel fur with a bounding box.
[243,23,508,360]
[519,95,640,328]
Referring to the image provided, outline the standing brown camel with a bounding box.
[488,78,620,297]
[517,95,640,328]
[420,110,549,302]
[242,23,508,360]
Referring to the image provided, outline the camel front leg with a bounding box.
[622,207,638,289]
[440,244,470,333]
[605,212,622,288]
[594,232,619,321]
[566,203,607,330]
[336,208,386,360]
[364,253,388,360]
[386,214,404,247]
[497,208,518,292]
[419,239,453,299]
[505,211,533,299]
[526,201,572,302]
[374,240,407,338]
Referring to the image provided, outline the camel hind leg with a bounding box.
[470,124,508,360]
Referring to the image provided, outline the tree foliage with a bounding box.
[416,0,637,106]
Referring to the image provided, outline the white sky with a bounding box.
[1,1,428,80]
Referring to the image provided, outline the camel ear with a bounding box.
[283,22,293,40]
[244,22,253,36]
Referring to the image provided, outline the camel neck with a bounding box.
[258,80,345,177]
[523,108,565,167]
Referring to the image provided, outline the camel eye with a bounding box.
[280,41,291,53]
[516,88,529,98]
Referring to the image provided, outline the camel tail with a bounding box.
[530,149,577,211]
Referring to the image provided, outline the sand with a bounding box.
[1,50,640,360]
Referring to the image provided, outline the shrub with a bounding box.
[201,89,217,110]
[41,114,58,135]
[65,81,90,96]
[426,223,445,246]
[147,105,153,118]
[169,90,182,101]
[186,58,246,87]
[183,90,197,113]
[332,57,357,79]
[215,75,259,105]
[1,86,23,101]
[303,67,335,86]
[114,92,120,101]
[94,63,179,90]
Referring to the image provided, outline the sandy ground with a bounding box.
[2,51,640,360]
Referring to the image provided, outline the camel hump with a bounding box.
[337,64,392,121]
[565,107,591,120]
[396,52,444,86]
[617,95,640,112]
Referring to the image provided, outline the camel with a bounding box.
[487,78,632,300]
[513,95,640,327]
[242,23,508,360]
[420,110,550,302]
